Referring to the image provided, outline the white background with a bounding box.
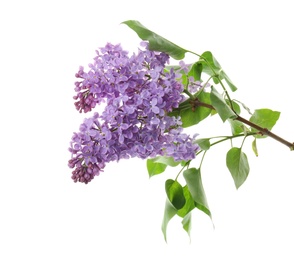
[1,0,294,259]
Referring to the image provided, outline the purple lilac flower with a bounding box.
[187,77,211,94]
[179,60,190,73]
[69,43,200,184]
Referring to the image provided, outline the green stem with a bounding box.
[210,133,256,147]
[194,75,214,98]
[175,161,190,181]
[240,135,247,149]
[197,132,258,156]
[199,150,207,169]
[217,77,235,112]
[183,89,194,99]
[188,51,202,59]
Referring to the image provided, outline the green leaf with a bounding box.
[200,51,222,83]
[147,159,167,177]
[199,51,237,91]
[252,138,258,157]
[151,156,181,167]
[162,199,177,242]
[188,62,202,81]
[177,186,196,218]
[195,138,211,150]
[249,109,280,138]
[146,156,181,177]
[181,74,188,87]
[228,100,241,114]
[221,71,237,92]
[228,119,245,135]
[226,100,242,134]
[183,168,212,219]
[210,108,218,116]
[180,104,211,127]
[234,99,253,115]
[181,212,192,239]
[122,20,189,60]
[226,147,250,189]
[165,179,186,210]
[169,91,212,128]
[210,87,237,122]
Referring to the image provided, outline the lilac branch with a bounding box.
[192,99,294,150]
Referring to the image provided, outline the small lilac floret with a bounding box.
[187,77,211,94]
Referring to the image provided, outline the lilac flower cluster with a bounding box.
[68,43,199,184]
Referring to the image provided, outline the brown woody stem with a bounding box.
[192,99,294,150]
